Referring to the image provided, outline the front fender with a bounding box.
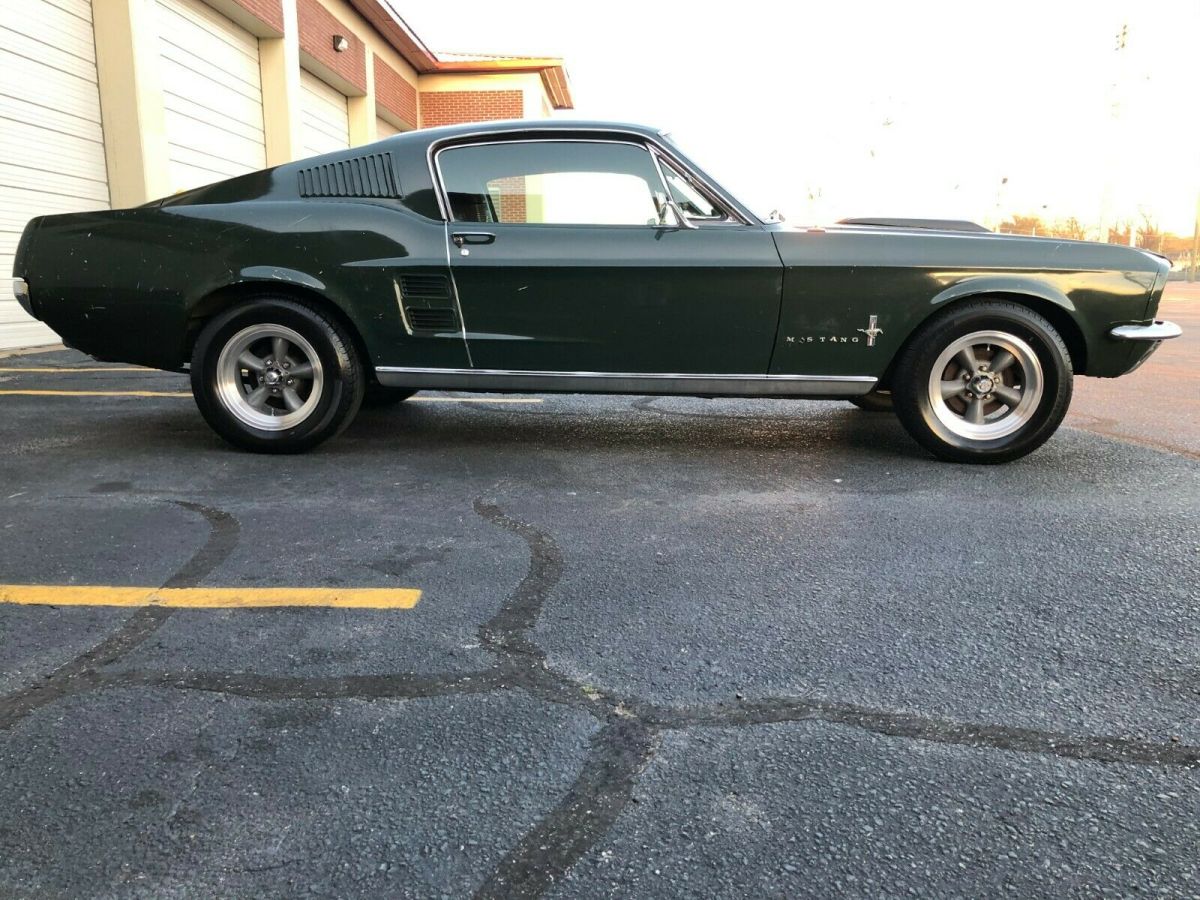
[929,275,1075,313]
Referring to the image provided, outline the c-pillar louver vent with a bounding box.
[298,153,400,199]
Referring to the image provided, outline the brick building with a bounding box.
[0,0,572,348]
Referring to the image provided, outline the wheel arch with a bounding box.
[878,289,1088,388]
[185,280,375,382]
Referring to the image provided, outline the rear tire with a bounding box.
[892,300,1072,464]
[190,296,365,453]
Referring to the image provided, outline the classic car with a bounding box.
[11,120,1181,462]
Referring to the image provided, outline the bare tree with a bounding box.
[1136,212,1163,252]
[1051,217,1087,240]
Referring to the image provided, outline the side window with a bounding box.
[438,141,665,226]
[657,157,726,222]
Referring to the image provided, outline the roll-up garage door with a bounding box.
[299,69,350,159]
[156,0,266,193]
[376,116,400,139]
[0,0,110,350]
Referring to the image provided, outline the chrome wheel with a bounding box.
[214,324,324,431]
[927,330,1043,442]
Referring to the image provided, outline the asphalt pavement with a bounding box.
[0,290,1197,898]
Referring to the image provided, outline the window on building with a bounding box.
[439,141,666,226]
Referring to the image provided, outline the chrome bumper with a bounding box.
[12,277,34,318]
[1110,320,1182,341]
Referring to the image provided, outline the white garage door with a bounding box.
[156,0,266,193]
[376,116,400,139]
[299,70,350,159]
[0,0,110,349]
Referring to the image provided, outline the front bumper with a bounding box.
[1110,320,1182,341]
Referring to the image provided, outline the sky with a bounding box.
[404,0,1200,237]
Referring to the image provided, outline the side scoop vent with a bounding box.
[406,308,458,332]
[298,153,400,199]
[398,274,451,301]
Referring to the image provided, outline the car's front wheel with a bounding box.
[190,296,365,453]
[892,300,1072,464]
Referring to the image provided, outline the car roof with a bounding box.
[385,119,666,148]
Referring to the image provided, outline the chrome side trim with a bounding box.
[1109,320,1182,341]
[375,367,877,398]
[392,281,413,336]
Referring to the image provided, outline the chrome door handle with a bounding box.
[452,232,496,247]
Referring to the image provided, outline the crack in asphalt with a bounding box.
[635,698,1200,767]
[0,501,239,730]
[475,716,658,900]
[4,495,1198,897]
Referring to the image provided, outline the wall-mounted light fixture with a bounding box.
[332,34,349,52]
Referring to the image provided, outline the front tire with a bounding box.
[190,296,365,453]
[892,300,1072,464]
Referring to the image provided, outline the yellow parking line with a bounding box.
[0,367,155,373]
[0,585,422,609]
[0,390,190,398]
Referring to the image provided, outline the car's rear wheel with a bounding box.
[849,388,893,412]
[191,296,364,453]
[892,300,1072,463]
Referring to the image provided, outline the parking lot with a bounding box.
[0,287,1197,898]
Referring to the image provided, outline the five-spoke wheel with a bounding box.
[215,325,325,431]
[892,300,1072,463]
[927,330,1043,442]
[191,296,364,453]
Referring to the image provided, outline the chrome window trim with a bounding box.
[427,129,754,227]
[649,148,731,225]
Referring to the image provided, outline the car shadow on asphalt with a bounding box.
[65,398,930,462]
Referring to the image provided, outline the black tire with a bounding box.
[190,296,365,453]
[849,388,894,412]
[892,300,1072,464]
[362,385,416,408]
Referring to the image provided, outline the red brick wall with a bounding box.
[228,0,284,33]
[373,56,417,129]
[492,175,527,223]
[297,0,366,92]
[418,89,523,128]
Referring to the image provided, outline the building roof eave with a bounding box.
[345,0,574,108]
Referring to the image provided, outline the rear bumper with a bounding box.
[12,278,36,319]
[1109,320,1182,341]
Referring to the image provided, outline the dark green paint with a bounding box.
[450,223,780,373]
[13,120,1169,385]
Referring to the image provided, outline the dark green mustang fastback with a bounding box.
[11,120,1180,462]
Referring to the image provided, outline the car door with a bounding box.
[436,138,782,375]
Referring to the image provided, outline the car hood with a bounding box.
[766,221,1170,282]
